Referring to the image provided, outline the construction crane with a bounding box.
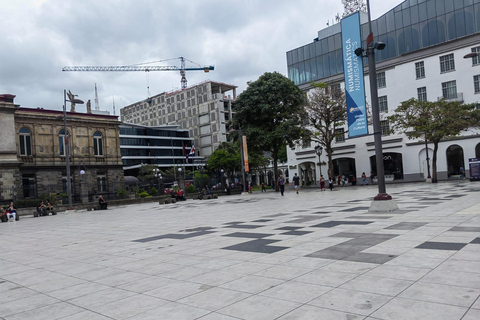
[62,57,214,89]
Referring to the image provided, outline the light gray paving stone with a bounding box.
[197,312,239,320]
[116,276,176,293]
[92,294,169,319]
[177,287,251,311]
[319,261,379,274]
[259,280,331,303]
[370,297,467,320]
[308,288,391,316]
[253,265,313,280]
[47,282,110,301]
[0,293,59,318]
[419,268,480,289]
[57,310,112,320]
[363,265,431,281]
[187,270,243,287]
[66,288,137,308]
[143,280,211,301]
[276,304,366,320]
[4,302,84,320]
[0,287,37,304]
[339,275,414,296]
[125,301,210,320]
[219,261,272,275]
[472,297,480,309]
[295,269,359,287]
[399,282,480,307]
[219,275,285,294]
[218,295,301,320]
[462,308,480,320]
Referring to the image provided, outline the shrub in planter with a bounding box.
[139,191,149,198]
[116,189,129,199]
[149,187,158,196]
[186,184,196,193]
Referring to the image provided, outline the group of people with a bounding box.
[0,202,18,222]
[36,200,55,216]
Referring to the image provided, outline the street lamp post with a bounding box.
[153,168,162,195]
[62,89,83,210]
[355,0,397,211]
[314,144,323,178]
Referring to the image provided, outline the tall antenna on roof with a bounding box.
[94,83,100,111]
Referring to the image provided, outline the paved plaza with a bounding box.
[1,181,480,320]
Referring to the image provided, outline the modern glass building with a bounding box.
[120,123,200,173]
[285,0,480,185]
[288,0,480,86]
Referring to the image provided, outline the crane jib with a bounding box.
[62,66,214,72]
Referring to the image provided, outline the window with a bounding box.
[302,139,311,148]
[440,53,455,73]
[59,130,67,156]
[377,72,386,88]
[380,120,390,136]
[378,96,388,113]
[22,175,36,198]
[417,87,427,101]
[97,173,107,192]
[474,75,480,94]
[472,46,480,66]
[442,80,457,99]
[93,132,103,156]
[335,128,345,143]
[415,61,425,79]
[19,127,32,156]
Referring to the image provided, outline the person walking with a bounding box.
[277,174,286,196]
[328,177,334,191]
[293,173,300,194]
[261,182,266,192]
[320,175,326,191]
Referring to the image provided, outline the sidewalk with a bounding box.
[0,181,479,319]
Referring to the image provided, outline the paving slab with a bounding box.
[1,181,479,319]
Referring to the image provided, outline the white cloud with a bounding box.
[0,0,404,111]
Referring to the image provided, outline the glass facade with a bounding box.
[287,0,479,85]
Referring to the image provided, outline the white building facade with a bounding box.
[286,0,480,185]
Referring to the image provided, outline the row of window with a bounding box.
[19,128,104,157]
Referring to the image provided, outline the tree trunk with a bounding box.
[432,142,439,183]
[327,149,334,180]
[273,153,279,192]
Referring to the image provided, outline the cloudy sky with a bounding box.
[1,0,404,113]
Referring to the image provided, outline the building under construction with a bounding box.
[120,81,237,158]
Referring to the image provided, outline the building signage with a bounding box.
[469,158,480,181]
[242,136,249,172]
[341,12,368,137]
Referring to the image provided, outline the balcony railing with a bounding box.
[438,92,463,103]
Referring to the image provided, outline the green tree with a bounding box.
[233,72,307,189]
[388,98,480,183]
[207,142,241,173]
[305,83,347,180]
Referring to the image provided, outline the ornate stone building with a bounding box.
[0,94,124,203]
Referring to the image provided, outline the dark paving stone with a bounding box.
[416,241,468,251]
[224,224,263,229]
[342,238,391,246]
[449,227,480,232]
[330,232,372,238]
[311,221,373,228]
[306,245,371,260]
[445,195,466,198]
[252,219,273,223]
[222,239,288,254]
[133,231,216,242]
[265,213,289,218]
[385,222,428,230]
[311,211,331,214]
[281,231,313,236]
[342,253,397,264]
[275,226,303,230]
[223,232,273,239]
[223,221,244,225]
[286,216,327,223]
[349,215,392,219]
[340,207,370,212]
[183,227,214,232]
[470,237,480,244]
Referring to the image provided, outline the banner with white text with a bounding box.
[341,12,368,137]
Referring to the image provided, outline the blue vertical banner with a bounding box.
[341,12,368,137]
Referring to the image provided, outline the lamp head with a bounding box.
[354,48,364,57]
[374,42,386,50]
